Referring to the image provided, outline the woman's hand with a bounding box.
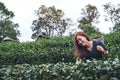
[76,57,82,64]
[104,51,109,57]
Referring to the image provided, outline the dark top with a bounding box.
[85,40,107,60]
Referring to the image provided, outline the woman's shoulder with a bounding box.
[93,40,103,45]
[93,40,98,44]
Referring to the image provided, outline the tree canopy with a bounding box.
[103,2,120,32]
[31,5,72,39]
[0,2,20,41]
[77,4,100,34]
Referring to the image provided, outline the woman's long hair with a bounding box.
[74,31,91,58]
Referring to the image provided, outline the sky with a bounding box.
[0,0,119,42]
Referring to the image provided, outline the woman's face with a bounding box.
[76,35,87,46]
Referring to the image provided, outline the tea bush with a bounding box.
[0,36,75,65]
[0,32,120,79]
[0,32,120,65]
[104,32,120,58]
[0,57,120,80]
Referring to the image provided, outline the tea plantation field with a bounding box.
[0,32,120,80]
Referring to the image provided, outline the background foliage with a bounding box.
[0,29,120,80]
[0,2,20,41]
[0,1,120,80]
[0,32,120,65]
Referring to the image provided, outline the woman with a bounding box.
[74,31,108,64]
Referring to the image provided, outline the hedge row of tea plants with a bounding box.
[0,36,75,65]
[0,58,120,80]
[0,32,120,80]
[0,32,120,65]
[104,32,120,58]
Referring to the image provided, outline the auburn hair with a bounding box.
[74,31,91,58]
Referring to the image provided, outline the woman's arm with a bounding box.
[97,45,109,56]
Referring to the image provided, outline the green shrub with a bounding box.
[104,32,120,58]
[0,57,120,80]
[0,32,120,80]
[0,32,120,65]
[0,36,75,65]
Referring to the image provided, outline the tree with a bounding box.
[78,4,100,26]
[77,4,100,34]
[80,24,100,34]
[103,2,120,32]
[0,2,20,41]
[31,5,72,39]
[113,23,120,32]
[103,2,120,24]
